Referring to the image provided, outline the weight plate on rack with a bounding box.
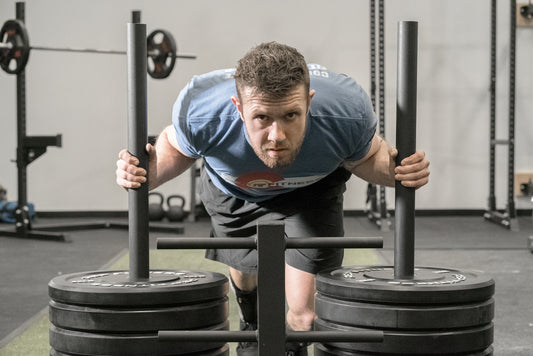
[147,29,176,79]
[0,19,30,74]
[49,269,228,306]
[316,266,495,304]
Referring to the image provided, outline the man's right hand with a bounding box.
[115,144,154,190]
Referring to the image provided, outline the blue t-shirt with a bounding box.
[173,64,376,202]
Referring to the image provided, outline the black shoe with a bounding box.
[285,341,309,356]
[236,320,258,356]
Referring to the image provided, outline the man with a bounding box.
[116,42,430,356]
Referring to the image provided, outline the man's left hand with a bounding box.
[392,150,430,189]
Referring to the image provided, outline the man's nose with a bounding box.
[267,121,286,142]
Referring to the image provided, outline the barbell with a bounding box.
[0,19,196,78]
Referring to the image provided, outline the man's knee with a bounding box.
[287,307,315,331]
[229,268,258,325]
[230,268,258,291]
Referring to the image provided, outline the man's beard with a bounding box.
[252,137,304,169]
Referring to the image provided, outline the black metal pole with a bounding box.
[158,330,384,343]
[15,2,29,235]
[370,0,376,110]
[394,21,418,280]
[131,10,141,24]
[156,236,383,250]
[378,0,388,222]
[507,0,516,220]
[257,222,286,355]
[488,0,497,212]
[127,23,149,281]
[367,0,378,218]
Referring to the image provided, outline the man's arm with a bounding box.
[116,125,196,190]
[343,134,430,189]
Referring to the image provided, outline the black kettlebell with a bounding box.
[166,194,186,222]
[148,192,165,221]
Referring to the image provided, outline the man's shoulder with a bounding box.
[175,68,238,120]
[309,71,372,120]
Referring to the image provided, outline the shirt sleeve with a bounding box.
[344,83,377,162]
[171,79,202,159]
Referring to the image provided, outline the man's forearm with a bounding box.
[344,136,396,187]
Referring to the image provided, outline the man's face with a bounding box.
[232,85,315,169]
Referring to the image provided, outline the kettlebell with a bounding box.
[166,194,186,222]
[148,192,165,221]
[0,185,6,201]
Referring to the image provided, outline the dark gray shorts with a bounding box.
[199,167,351,275]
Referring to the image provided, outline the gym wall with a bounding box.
[0,0,532,212]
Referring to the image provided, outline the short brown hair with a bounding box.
[234,42,309,99]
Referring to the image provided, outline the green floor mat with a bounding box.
[0,248,380,356]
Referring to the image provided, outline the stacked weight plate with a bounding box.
[48,269,230,355]
[314,266,495,355]
[314,21,495,355]
[46,23,229,356]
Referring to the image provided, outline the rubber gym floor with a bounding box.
[0,213,532,355]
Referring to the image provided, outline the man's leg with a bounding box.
[230,268,259,356]
[231,266,313,356]
[284,264,314,356]
[232,265,316,330]
[230,268,258,291]
[285,264,315,331]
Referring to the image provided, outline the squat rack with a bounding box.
[484,0,519,231]
[366,0,391,231]
[0,2,186,241]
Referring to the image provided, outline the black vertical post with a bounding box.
[507,0,516,220]
[127,23,150,281]
[131,10,141,24]
[367,0,378,215]
[394,21,418,280]
[15,1,30,235]
[488,0,497,212]
[257,222,286,355]
[378,0,387,223]
[369,0,376,110]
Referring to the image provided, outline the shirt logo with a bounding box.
[221,172,326,190]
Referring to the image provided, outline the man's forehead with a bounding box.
[239,85,308,104]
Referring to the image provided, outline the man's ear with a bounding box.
[307,89,316,114]
[231,96,243,121]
